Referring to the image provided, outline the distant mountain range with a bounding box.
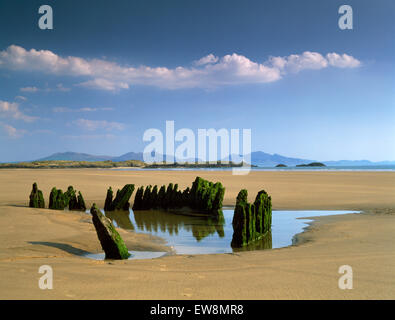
[37,152,115,162]
[34,151,395,167]
[248,151,314,167]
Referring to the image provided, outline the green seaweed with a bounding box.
[132,186,144,211]
[105,184,135,211]
[132,177,225,216]
[48,187,67,210]
[77,191,86,211]
[231,189,272,247]
[29,182,45,208]
[104,187,114,211]
[90,203,130,260]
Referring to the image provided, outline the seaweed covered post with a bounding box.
[254,190,272,234]
[77,191,87,211]
[132,186,144,210]
[104,187,114,211]
[170,184,178,208]
[188,177,225,215]
[104,184,135,211]
[158,185,166,208]
[181,187,190,207]
[29,182,45,208]
[48,187,57,209]
[231,189,272,248]
[231,189,248,247]
[142,185,153,210]
[47,185,87,211]
[189,177,203,209]
[212,182,225,212]
[131,177,225,216]
[65,186,78,210]
[163,183,174,209]
[151,185,159,208]
[114,184,135,210]
[48,187,67,210]
[90,204,130,260]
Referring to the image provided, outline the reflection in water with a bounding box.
[233,231,272,252]
[132,210,225,241]
[103,208,272,254]
[99,209,354,255]
[105,210,135,230]
[104,208,226,242]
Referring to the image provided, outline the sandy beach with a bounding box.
[0,169,394,299]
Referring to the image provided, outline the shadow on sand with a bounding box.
[28,241,91,256]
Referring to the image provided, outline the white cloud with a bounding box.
[78,107,114,112]
[0,100,37,122]
[326,53,361,68]
[78,78,129,91]
[20,83,70,93]
[20,86,38,93]
[268,51,329,73]
[0,45,91,76]
[193,54,219,66]
[61,134,116,140]
[72,118,125,131]
[52,107,71,113]
[53,106,114,113]
[0,45,361,91]
[54,83,71,92]
[2,124,26,138]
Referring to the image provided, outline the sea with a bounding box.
[110,165,395,172]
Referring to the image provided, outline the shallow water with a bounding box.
[100,208,357,256]
[84,250,167,261]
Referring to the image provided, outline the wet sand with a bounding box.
[0,169,394,299]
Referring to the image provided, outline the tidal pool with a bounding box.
[84,251,168,260]
[99,208,357,255]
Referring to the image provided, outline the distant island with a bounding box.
[275,164,287,167]
[296,162,326,167]
[145,161,255,169]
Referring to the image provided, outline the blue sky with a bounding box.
[0,0,394,162]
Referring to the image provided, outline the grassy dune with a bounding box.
[0,160,145,169]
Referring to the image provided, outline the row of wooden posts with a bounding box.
[28,177,272,257]
[29,183,86,211]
